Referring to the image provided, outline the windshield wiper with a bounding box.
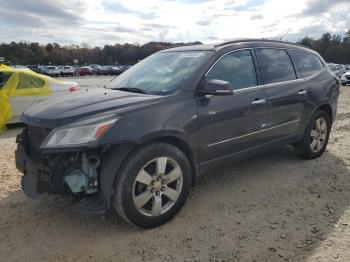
[113,87,147,94]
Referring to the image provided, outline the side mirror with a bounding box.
[198,79,233,96]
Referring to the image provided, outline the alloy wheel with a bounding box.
[310,117,327,153]
[132,157,183,217]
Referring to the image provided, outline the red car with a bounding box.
[74,66,92,76]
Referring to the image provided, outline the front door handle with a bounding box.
[298,90,308,95]
[251,99,266,105]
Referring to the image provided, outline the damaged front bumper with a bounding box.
[15,128,108,214]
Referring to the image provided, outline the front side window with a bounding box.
[0,72,13,90]
[17,73,45,89]
[255,48,296,84]
[206,50,257,90]
[105,51,213,95]
[289,50,324,78]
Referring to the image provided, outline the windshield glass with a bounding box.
[105,51,212,95]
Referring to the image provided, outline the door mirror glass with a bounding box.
[199,79,233,96]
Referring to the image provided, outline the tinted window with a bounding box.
[0,72,13,90]
[206,50,257,90]
[289,50,324,78]
[255,49,296,84]
[17,73,45,89]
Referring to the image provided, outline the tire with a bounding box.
[294,110,331,159]
[112,142,191,228]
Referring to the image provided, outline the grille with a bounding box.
[26,125,51,163]
[346,76,350,80]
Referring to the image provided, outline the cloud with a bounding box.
[251,14,264,20]
[102,1,158,20]
[301,0,350,16]
[1,0,86,24]
[197,19,212,26]
[0,0,349,46]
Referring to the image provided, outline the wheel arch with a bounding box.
[316,103,333,123]
[99,135,198,210]
[147,136,198,186]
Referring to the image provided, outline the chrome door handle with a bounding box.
[251,99,266,105]
[298,90,308,95]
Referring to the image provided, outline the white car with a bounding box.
[341,72,350,86]
[60,66,75,76]
[0,67,78,125]
[43,66,60,77]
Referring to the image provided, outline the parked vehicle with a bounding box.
[0,67,78,125]
[15,40,339,228]
[108,66,122,75]
[327,64,340,78]
[60,66,75,76]
[336,64,346,77]
[26,65,43,74]
[118,65,131,73]
[74,66,92,76]
[90,64,109,75]
[42,66,60,77]
[341,72,350,85]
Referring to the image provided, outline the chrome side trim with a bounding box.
[233,66,326,94]
[206,119,300,147]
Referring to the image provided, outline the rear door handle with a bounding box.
[298,90,308,95]
[251,99,266,105]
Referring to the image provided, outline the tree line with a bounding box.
[299,30,350,64]
[0,30,349,66]
[0,41,202,66]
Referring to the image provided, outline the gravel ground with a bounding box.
[0,79,350,262]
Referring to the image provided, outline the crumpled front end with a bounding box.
[15,125,108,214]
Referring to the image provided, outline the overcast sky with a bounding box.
[0,0,349,46]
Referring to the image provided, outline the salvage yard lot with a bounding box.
[0,77,350,262]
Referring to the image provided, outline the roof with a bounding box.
[162,39,312,53]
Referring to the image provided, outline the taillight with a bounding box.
[69,85,78,92]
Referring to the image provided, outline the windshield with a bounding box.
[105,51,212,95]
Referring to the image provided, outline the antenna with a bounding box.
[280,29,291,41]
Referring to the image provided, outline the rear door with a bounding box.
[255,48,305,141]
[197,49,268,163]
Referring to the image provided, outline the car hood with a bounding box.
[22,88,161,129]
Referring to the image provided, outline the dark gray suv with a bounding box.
[16,40,339,228]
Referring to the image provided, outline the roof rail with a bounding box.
[215,39,311,49]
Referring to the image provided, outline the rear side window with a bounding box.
[206,50,257,90]
[255,48,296,84]
[17,73,45,89]
[0,72,13,90]
[289,50,324,78]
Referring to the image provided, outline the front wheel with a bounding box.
[294,110,331,159]
[113,142,192,228]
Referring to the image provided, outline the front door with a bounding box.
[197,49,268,164]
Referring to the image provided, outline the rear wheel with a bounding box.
[294,110,331,159]
[113,142,191,228]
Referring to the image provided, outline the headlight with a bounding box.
[41,116,118,148]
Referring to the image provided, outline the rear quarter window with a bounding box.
[255,48,296,85]
[17,73,45,89]
[288,50,324,78]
